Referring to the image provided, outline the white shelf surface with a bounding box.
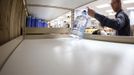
[1,38,134,75]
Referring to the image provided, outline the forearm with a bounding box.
[94,13,124,30]
[94,13,107,26]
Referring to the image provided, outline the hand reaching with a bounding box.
[87,7,95,17]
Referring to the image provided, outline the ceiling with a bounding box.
[76,0,134,18]
[26,0,96,21]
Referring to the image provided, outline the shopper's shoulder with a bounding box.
[117,11,127,17]
[121,11,127,15]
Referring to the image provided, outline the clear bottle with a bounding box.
[72,10,89,39]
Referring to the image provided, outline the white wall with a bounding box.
[128,10,134,25]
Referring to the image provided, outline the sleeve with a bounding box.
[94,12,125,30]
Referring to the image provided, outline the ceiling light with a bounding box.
[105,10,113,13]
[96,4,110,9]
[109,12,116,16]
[127,7,134,10]
[123,0,134,4]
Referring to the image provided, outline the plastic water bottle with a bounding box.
[72,10,89,39]
[26,16,32,27]
[31,17,36,28]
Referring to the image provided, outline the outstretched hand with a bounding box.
[87,7,95,17]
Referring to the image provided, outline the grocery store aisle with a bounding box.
[0,38,134,75]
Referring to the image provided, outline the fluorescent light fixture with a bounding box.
[96,4,110,9]
[127,7,134,10]
[109,12,116,16]
[105,10,113,13]
[123,0,134,4]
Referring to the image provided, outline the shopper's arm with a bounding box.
[94,13,125,30]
